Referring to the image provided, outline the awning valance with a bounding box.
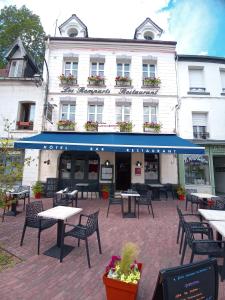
[14,132,205,154]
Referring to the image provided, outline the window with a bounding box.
[145,154,159,182]
[88,104,103,122]
[184,154,210,185]
[116,105,130,122]
[60,103,76,121]
[189,67,205,92]
[9,60,19,77]
[220,69,225,92]
[143,106,157,123]
[17,102,35,129]
[143,64,156,78]
[144,31,154,40]
[192,113,209,139]
[91,62,104,76]
[64,61,78,77]
[117,63,130,77]
[67,28,78,37]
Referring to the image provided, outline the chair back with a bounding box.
[86,210,100,235]
[183,221,194,248]
[186,189,197,194]
[25,201,43,226]
[211,197,225,210]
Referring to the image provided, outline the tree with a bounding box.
[0,5,45,69]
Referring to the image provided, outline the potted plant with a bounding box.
[84,121,98,132]
[117,122,133,133]
[58,73,76,85]
[176,185,186,200]
[101,184,110,200]
[88,75,105,86]
[32,181,43,199]
[103,242,142,300]
[115,76,132,86]
[57,120,76,130]
[143,77,161,87]
[143,122,162,133]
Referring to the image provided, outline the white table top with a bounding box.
[121,192,140,197]
[148,184,164,188]
[76,183,89,186]
[38,206,82,220]
[67,190,78,195]
[9,190,29,195]
[191,193,218,199]
[209,221,225,237]
[198,209,225,221]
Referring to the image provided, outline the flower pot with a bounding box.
[35,192,41,199]
[178,194,185,201]
[102,191,109,200]
[103,263,142,300]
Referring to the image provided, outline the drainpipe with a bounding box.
[174,53,181,135]
[42,36,50,132]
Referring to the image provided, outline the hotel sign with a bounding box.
[61,86,159,95]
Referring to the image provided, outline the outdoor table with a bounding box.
[38,206,82,262]
[76,183,89,199]
[192,193,219,209]
[67,190,78,207]
[121,191,140,218]
[6,190,30,216]
[198,209,225,221]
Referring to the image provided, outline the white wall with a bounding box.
[160,154,178,184]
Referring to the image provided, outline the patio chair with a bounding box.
[62,210,102,268]
[11,185,30,211]
[135,191,154,218]
[53,191,73,207]
[20,201,57,254]
[106,195,124,217]
[185,189,197,211]
[87,183,99,199]
[180,222,225,273]
[210,197,225,210]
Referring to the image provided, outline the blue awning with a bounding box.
[14,132,204,154]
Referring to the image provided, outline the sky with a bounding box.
[1,0,225,57]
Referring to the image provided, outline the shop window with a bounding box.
[184,154,210,185]
[88,104,103,122]
[17,102,35,130]
[116,105,131,122]
[144,154,159,182]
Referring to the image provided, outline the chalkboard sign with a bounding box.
[152,258,218,300]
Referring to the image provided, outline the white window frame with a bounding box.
[116,105,131,122]
[10,60,19,77]
[143,106,157,123]
[64,61,78,77]
[192,112,208,139]
[60,103,76,121]
[188,67,205,92]
[117,63,130,78]
[90,62,104,77]
[142,64,156,78]
[220,69,225,92]
[88,104,103,122]
[19,102,35,122]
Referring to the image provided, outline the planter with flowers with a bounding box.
[176,185,186,200]
[58,74,77,86]
[117,122,133,133]
[143,77,161,88]
[88,75,105,86]
[101,184,110,200]
[57,120,76,131]
[115,76,132,87]
[143,122,162,133]
[84,121,98,132]
[103,242,142,300]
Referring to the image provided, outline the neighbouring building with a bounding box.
[13,15,204,195]
[177,55,225,194]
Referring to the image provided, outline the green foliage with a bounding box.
[120,242,139,275]
[176,185,186,196]
[0,5,45,69]
[32,181,43,194]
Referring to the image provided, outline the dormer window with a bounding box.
[9,60,19,77]
[144,31,154,40]
[67,28,78,37]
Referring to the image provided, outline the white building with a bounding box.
[177,55,225,194]
[13,15,203,195]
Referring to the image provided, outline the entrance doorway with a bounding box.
[213,156,225,195]
[115,153,131,190]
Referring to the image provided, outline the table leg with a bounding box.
[123,196,136,218]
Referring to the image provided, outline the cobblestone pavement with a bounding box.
[0,197,224,300]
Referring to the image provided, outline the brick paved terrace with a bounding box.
[0,196,224,300]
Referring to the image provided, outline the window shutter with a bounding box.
[189,69,204,88]
[220,70,225,89]
[192,113,207,126]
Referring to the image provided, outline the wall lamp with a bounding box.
[44,159,50,165]
[33,73,43,87]
[136,161,142,167]
[105,160,110,166]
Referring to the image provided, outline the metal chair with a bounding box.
[106,195,124,217]
[185,189,197,211]
[20,201,57,254]
[62,210,102,268]
[53,191,73,207]
[135,191,154,218]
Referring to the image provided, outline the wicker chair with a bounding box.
[62,210,102,268]
[135,191,154,218]
[20,201,57,254]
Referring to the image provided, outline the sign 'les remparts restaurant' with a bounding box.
[61,86,159,95]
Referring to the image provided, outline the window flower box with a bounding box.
[84,121,98,132]
[115,76,132,87]
[117,122,133,133]
[57,120,75,131]
[143,77,161,88]
[143,122,161,133]
[16,121,33,130]
[88,75,105,86]
[58,74,77,85]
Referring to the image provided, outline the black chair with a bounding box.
[185,189,197,211]
[133,184,148,197]
[20,201,57,254]
[210,197,225,210]
[53,191,73,207]
[106,195,124,217]
[135,191,154,218]
[87,183,99,199]
[180,221,225,273]
[63,210,102,268]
